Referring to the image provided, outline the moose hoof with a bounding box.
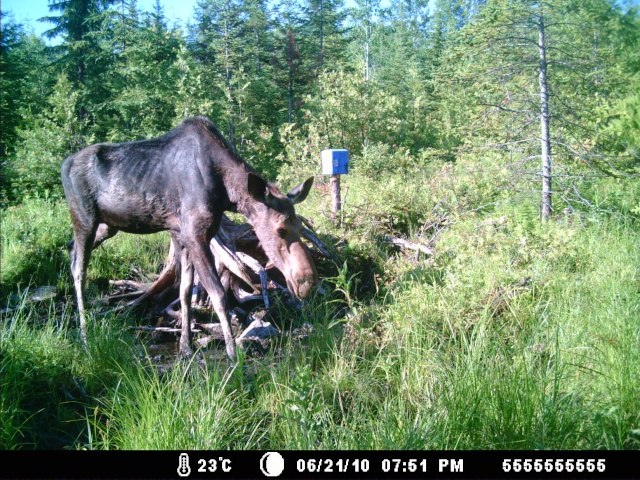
[178,341,193,358]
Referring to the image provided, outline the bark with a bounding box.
[538,9,553,221]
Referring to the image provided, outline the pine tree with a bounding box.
[426,0,485,74]
[245,0,281,122]
[374,0,430,96]
[272,0,309,122]
[0,14,56,158]
[435,0,635,220]
[110,0,183,138]
[191,0,254,146]
[302,0,348,72]
[40,0,115,87]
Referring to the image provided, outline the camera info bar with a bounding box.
[4,450,636,479]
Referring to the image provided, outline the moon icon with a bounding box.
[260,452,285,477]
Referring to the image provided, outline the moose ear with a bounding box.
[287,177,314,205]
[247,172,269,203]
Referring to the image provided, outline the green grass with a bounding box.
[1,171,639,450]
[1,199,73,301]
[86,354,265,449]
[0,197,170,304]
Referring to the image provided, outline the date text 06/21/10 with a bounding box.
[296,458,370,474]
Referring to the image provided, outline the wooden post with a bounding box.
[322,149,348,223]
[330,174,341,222]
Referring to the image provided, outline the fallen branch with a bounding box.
[132,326,203,334]
[382,235,434,256]
[300,216,339,263]
[236,251,269,308]
[109,280,147,289]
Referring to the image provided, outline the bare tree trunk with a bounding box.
[538,9,552,221]
[287,31,295,123]
[364,39,370,82]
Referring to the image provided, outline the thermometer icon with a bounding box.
[177,453,191,477]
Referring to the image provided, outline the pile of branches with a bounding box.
[105,215,336,340]
[104,212,438,347]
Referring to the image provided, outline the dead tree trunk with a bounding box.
[537,8,553,221]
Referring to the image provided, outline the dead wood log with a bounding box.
[236,251,269,308]
[130,245,178,307]
[382,235,433,256]
[109,280,147,289]
[299,215,339,263]
[210,225,257,290]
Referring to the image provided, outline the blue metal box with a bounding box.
[321,149,349,175]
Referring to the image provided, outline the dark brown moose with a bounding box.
[61,117,317,360]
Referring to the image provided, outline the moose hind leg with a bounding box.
[69,225,98,345]
[178,245,194,357]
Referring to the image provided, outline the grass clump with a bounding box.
[1,198,72,301]
[87,357,264,449]
[1,301,77,449]
[372,207,640,449]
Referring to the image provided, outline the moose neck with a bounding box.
[222,161,266,223]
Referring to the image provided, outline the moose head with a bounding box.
[247,173,318,299]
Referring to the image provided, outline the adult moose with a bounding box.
[61,117,317,361]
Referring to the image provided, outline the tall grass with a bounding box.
[1,198,72,301]
[0,297,143,448]
[1,299,77,449]
[86,355,266,449]
[2,170,639,450]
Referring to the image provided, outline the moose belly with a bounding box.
[97,193,175,234]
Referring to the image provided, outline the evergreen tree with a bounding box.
[272,0,309,122]
[374,0,430,96]
[6,75,89,202]
[191,0,258,146]
[302,0,348,72]
[434,0,635,220]
[592,2,640,173]
[40,0,115,87]
[0,14,56,158]
[240,0,280,126]
[109,0,183,138]
[426,0,485,74]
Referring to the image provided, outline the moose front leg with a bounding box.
[185,235,237,362]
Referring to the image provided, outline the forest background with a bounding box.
[1,0,640,450]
